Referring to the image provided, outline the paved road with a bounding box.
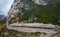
[7,26,58,34]
[7,23,60,34]
[10,25,55,30]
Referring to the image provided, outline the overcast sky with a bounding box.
[0,0,14,16]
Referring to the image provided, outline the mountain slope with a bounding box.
[8,0,60,25]
[22,0,60,25]
[0,15,5,20]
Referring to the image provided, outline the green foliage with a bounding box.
[21,0,60,25]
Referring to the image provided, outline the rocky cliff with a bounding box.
[7,0,49,23]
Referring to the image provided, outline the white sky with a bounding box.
[0,0,14,16]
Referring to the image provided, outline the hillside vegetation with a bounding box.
[9,0,60,26]
[21,0,60,25]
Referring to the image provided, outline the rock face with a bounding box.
[32,0,49,5]
[8,0,33,19]
[7,0,50,22]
